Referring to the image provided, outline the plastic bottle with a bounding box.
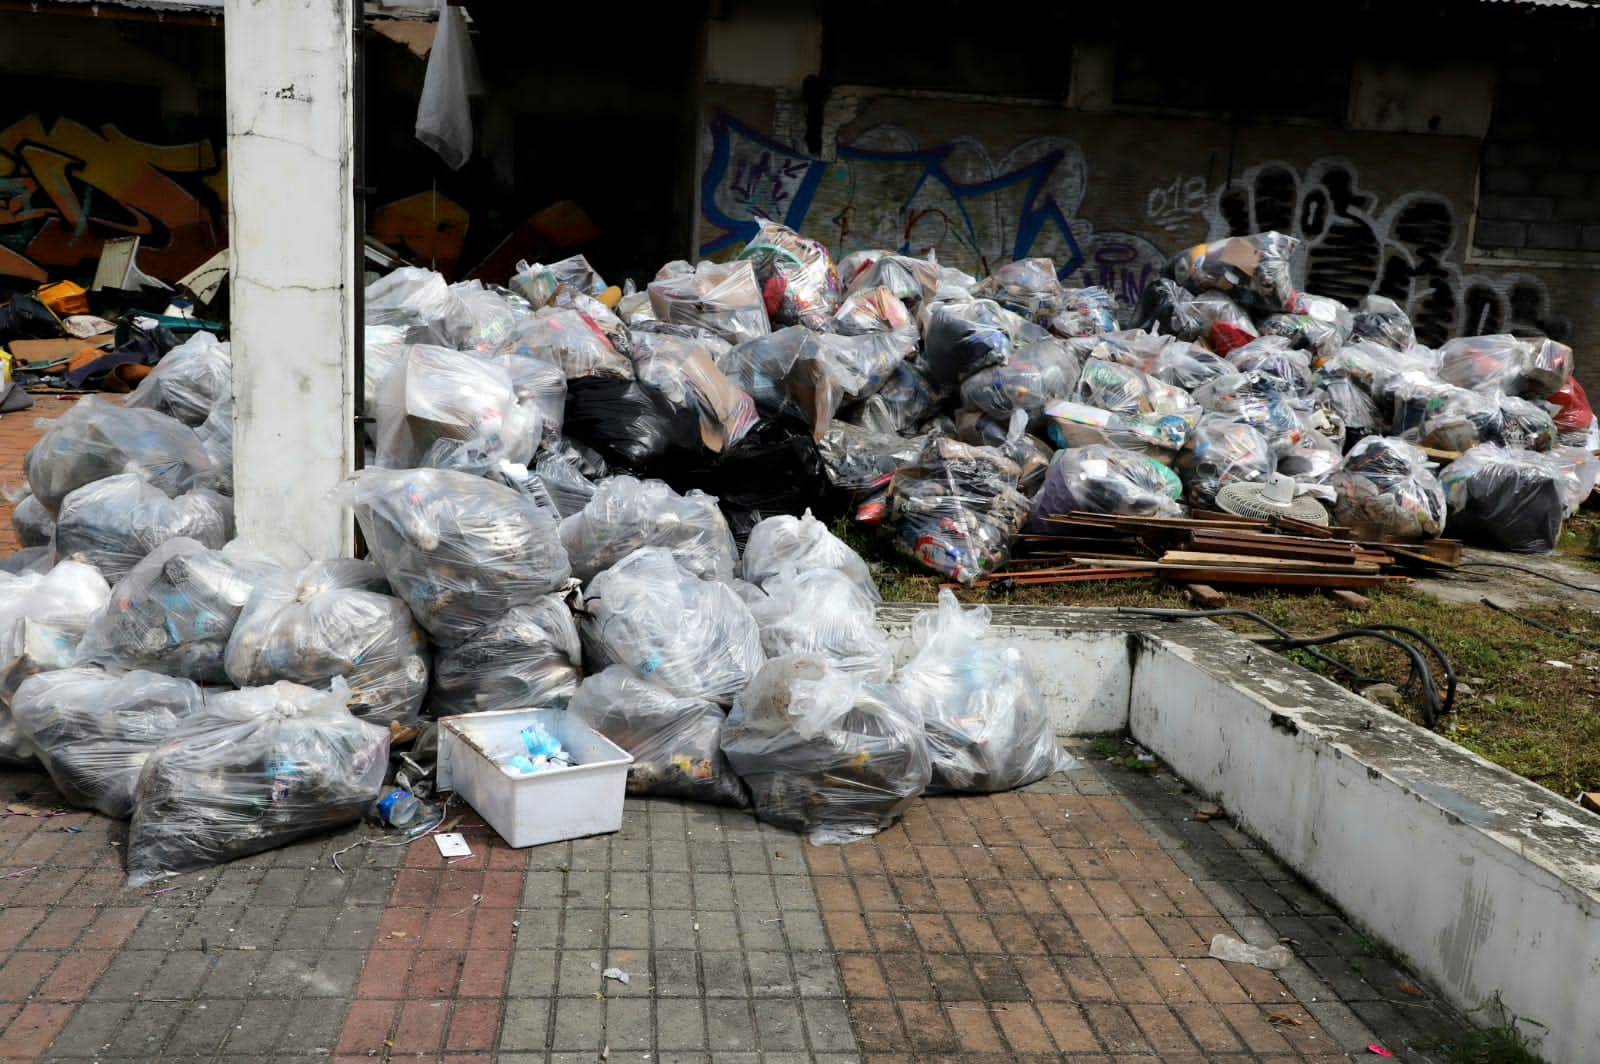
[376,787,424,828]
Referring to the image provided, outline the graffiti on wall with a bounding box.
[699,111,1164,299]
[0,116,229,284]
[1201,157,1563,346]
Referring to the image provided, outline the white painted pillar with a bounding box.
[224,0,357,563]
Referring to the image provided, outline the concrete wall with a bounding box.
[698,12,1600,388]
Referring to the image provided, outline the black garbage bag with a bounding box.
[892,590,1071,793]
[76,538,281,684]
[11,667,206,818]
[920,300,1014,393]
[568,665,748,807]
[125,680,391,886]
[428,596,582,716]
[562,376,701,475]
[0,292,62,345]
[658,403,833,544]
[224,559,431,726]
[720,654,930,844]
[1439,445,1571,553]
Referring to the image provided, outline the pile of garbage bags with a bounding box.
[6,221,1597,878]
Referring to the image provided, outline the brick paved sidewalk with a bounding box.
[0,742,1472,1064]
[0,394,73,555]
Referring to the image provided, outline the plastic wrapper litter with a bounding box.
[648,261,770,345]
[893,590,1070,793]
[1192,372,1302,445]
[738,219,842,331]
[348,468,571,645]
[224,560,429,725]
[579,546,764,706]
[0,560,111,765]
[722,654,929,844]
[886,436,1031,585]
[920,300,1017,393]
[125,680,390,886]
[125,331,231,427]
[373,345,539,469]
[1436,334,1533,396]
[1523,338,1574,397]
[1350,295,1416,352]
[562,376,701,474]
[25,397,213,515]
[746,568,893,682]
[567,665,747,806]
[493,354,567,445]
[500,308,633,380]
[1177,415,1274,509]
[76,538,279,684]
[959,335,1080,425]
[1497,395,1557,452]
[1323,436,1445,539]
[1168,232,1301,315]
[560,475,737,584]
[1028,444,1184,527]
[448,281,518,352]
[10,490,53,548]
[1439,445,1583,553]
[742,510,876,598]
[11,668,206,818]
[429,595,581,716]
[54,475,233,584]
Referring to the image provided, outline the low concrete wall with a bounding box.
[875,602,1600,1064]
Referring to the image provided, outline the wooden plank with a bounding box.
[1159,551,1381,573]
[1184,534,1392,566]
[1325,588,1374,612]
[1184,583,1228,608]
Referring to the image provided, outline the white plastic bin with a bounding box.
[437,708,633,848]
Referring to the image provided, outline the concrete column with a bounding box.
[224,0,357,564]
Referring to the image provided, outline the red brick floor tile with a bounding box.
[1174,1003,1246,1053]
[896,999,957,1055]
[1139,957,1207,1004]
[405,950,464,999]
[1218,1002,1296,1055]
[1084,1002,1153,1055]
[863,911,917,952]
[418,909,472,951]
[36,949,114,1000]
[0,907,47,943]
[455,949,510,999]
[820,909,871,950]
[467,906,517,951]
[1128,1002,1201,1055]
[355,949,414,999]
[0,951,56,1001]
[1185,957,1252,1003]
[78,907,145,949]
[445,999,500,1051]
[837,954,889,999]
[906,913,958,954]
[389,998,450,1055]
[477,869,523,908]
[1,1002,73,1057]
[942,1002,1004,1053]
[848,1000,907,1052]
[994,1002,1054,1053]
[21,906,97,949]
[1037,1001,1100,1053]
[390,867,438,908]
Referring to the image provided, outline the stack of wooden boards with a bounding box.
[956,511,1461,593]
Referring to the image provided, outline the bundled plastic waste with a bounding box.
[869,360,938,433]
[1227,337,1314,396]
[817,420,923,503]
[961,411,1054,494]
[1547,377,1599,448]
[125,680,390,885]
[1497,396,1557,452]
[1029,444,1184,527]
[0,560,111,764]
[737,219,842,331]
[348,468,571,645]
[1168,232,1301,315]
[562,375,701,474]
[834,285,914,337]
[1439,444,1590,553]
[959,335,1081,426]
[196,397,234,496]
[630,330,759,452]
[532,447,599,518]
[560,475,738,584]
[648,261,771,345]
[76,538,279,684]
[24,397,214,514]
[893,590,1070,793]
[11,668,206,818]
[1177,416,1274,508]
[500,308,633,381]
[125,331,231,427]
[54,475,232,584]
[1323,436,1446,539]
[885,436,1031,585]
[746,568,894,681]
[494,353,567,446]
[9,489,52,547]
[1050,285,1118,337]
[722,654,929,844]
[1390,376,1503,452]
[578,547,763,705]
[510,254,606,309]
[567,665,747,806]
[1154,341,1233,391]
[920,300,1016,393]
[1135,279,1259,352]
[837,251,939,311]
[428,595,582,716]
[1071,358,1197,452]
[742,510,876,597]
[448,281,518,352]
[224,560,430,725]
[373,345,539,469]
[974,257,1061,323]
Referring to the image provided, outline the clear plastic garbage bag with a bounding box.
[1323,436,1446,539]
[54,475,232,584]
[25,397,213,515]
[125,679,391,886]
[1439,444,1581,553]
[1028,444,1184,527]
[648,261,771,346]
[578,546,763,706]
[745,568,893,682]
[567,664,748,807]
[225,559,430,726]
[499,308,633,381]
[893,589,1071,793]
[1177,415,1274,509]
[560,475,738,584]
[737,218,842,331]
[741,510,876,599]
[9,489,53,548]
[125,331,231,427]
[372,345,539,469]
[0,560,111,765]
[429,595,582,716]
[886,436,1031,585]
[12,667,206,818]
[721,653,930,845]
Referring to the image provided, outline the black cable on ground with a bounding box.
[1457,561,1600,596]
[1480,598,1600,652]
[1116,607,1454,727]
